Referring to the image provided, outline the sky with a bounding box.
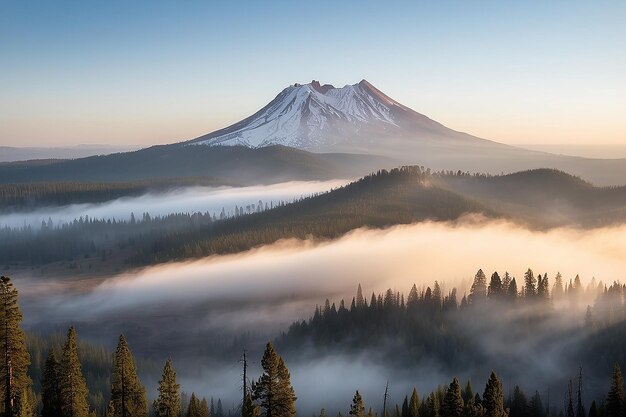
[1,1,625,147]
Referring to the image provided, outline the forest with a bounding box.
[4,166,626,275]
[1,269,625,417]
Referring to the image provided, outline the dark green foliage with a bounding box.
[462,382,474,405]
[59,327,90,417]
[482,372,507,417]
[153,359,179,417]
[606,364,625,417]
[41,350,61,417]
[470,270,487,304]
[441,378,464,417]
[0,276,31,417]
[110,335,147,417]
[242,393,259,417]
[409,388,420,417]
[186,393,200,417]
[252,343,296,417]
[349,391,365,417]
[509,386,528,417]
[199,398,209,417]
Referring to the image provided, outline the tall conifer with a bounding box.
[110,335,147,417]
[0,276,31,417]
[153,359,180,417]
[59,326,90,417]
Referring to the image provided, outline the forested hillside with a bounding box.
[3,166,626,273]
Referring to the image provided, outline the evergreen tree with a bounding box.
[524,270,536,298]
[199,399,209,417]
[529,392,544,417]
[441,378,464,417]
[606,364,625,417]
[252,342,296,417]
[409,388,420,417]
[187,393,200,417]
[509,386,527,417]
[0,276,31,417]
[349,391,365,417]
[15,387,33,417]
[470,270,487,304]
[110,335,147,417]
[242,393,259,417]
[462,382,474,405]
[41,350,62,417]
[59,326,90,417]
[508,279,518,301]
[425,393,440,417]
[483,372,507,417]
[153,359,180,417]
[553,273,564,300]
[488,273,503,300]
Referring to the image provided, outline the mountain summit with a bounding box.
[187,79,473,151]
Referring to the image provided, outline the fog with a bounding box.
[0,179,348,228]
[16,216,626,413]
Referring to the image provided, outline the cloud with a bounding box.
[0,180,348,228]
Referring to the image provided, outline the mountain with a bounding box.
[185,79,626,186]
[187,79,485,151]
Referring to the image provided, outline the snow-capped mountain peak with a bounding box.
[186,79,460,151]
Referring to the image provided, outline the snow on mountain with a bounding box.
[186,79,467,151]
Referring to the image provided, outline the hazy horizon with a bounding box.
[1,1,625,148]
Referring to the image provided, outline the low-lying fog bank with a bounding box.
[0,179,348,229]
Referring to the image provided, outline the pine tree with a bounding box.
[425,393,440,417]
[242,394,259,417]
[508,279,518,301]
[110,335,147,417]
[441,378,464,417]
[524,270,536,298]
[59,326,90,417]
[606,364,625,417]
[0,276,31,417]
[462,381,474,405]
[509,386,527,417]
[488,273,503,300]
[409,388,419,417]
[402,397,409,417]
[153,359,180,417]
[187,393,200,417]
[483,372,507,417]
[199,399,210,417]
[41,350,62,417]
[15,387,34,417]
[349,391,365,417]
[252,342,296,417]
[576,368,585,417]
[470,270,487,304]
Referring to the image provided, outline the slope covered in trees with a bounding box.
[3,167,626,273]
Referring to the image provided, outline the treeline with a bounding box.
[1,274,626,417]
[136,167,489,264]
[0,177,228,212]
[279,269,625,367]
[1,167,487,269]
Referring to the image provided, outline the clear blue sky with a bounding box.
[1,0,625,146]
